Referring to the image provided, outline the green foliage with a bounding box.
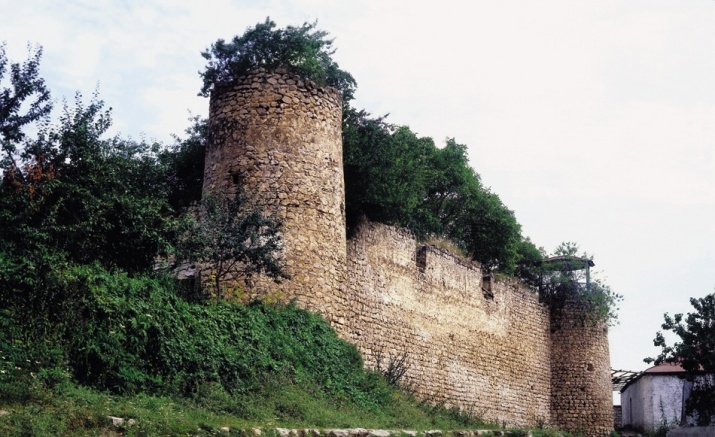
[526,242,622,327]
[0,43,52,171]
[513,237,544,285]
[174,190,289,300]
[0,379,490,435]
[0,308,68,403]
[0,259,375,402]
[1,253,492,432]
[0,93,173,272]
[647,292,715,425]
[197,22,533,274]
[342,108,525,272]
[200,18,356,100]
[162,115,208,212]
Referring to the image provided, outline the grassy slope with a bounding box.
[0,380,496,436]
[0,264,497,435]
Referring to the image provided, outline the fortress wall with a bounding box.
[338,220,552,427]
[203,69,346,310]
[204,69,614,435]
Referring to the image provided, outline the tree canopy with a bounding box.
[0,43,52,174]
[0,92,173,273]
[647,293,715,425]
[342,107,533,273]
[199,17,356,101]
[199,19,539,274]
[528,242,622,326]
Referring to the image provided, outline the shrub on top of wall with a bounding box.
[199,17,356,101]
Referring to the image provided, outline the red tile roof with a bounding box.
[644,362,686,373]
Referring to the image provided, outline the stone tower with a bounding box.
[550,296,614,437]
[203,68,346,311]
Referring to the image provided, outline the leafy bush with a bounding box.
[200,18,356,100]
[526,242,622,327]
[162,115,208,212]
[1,260,388,409]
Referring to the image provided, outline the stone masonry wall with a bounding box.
[203,69,346,311]
[204,70,614,436]
[336,221,552,427]
[550,297,614,437]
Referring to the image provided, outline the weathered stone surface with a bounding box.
[277,428,297,437]
[204,69,345,312]
[204,70,614,437]
[341,222,552,429]
[108,416,136,427]
[550,296,613,437]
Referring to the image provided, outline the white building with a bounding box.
[620,363,691,430]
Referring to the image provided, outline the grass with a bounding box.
[0,378,495,436]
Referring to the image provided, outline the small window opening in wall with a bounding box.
[416,246,427,272]
[587,363,594,371]
[482,275,494,300]
[231,172,243,185]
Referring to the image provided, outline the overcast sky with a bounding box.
[3,0,714,392]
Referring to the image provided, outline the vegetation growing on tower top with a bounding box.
[199,17,357,100]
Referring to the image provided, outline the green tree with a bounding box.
[174,190,289,301]
[199,17,356,101]
[162,115,208,213]
[342,108,526,272]
[647,293,715,425]
[0,93,173,272]
[0,43,52,173]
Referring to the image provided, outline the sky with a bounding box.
[2,0,714,395]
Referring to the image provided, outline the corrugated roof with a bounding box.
[612,369,641,392]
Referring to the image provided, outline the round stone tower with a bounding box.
[202,68,346,311]
[550,296,614,437]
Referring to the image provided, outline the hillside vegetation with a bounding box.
[0,263,489,434]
